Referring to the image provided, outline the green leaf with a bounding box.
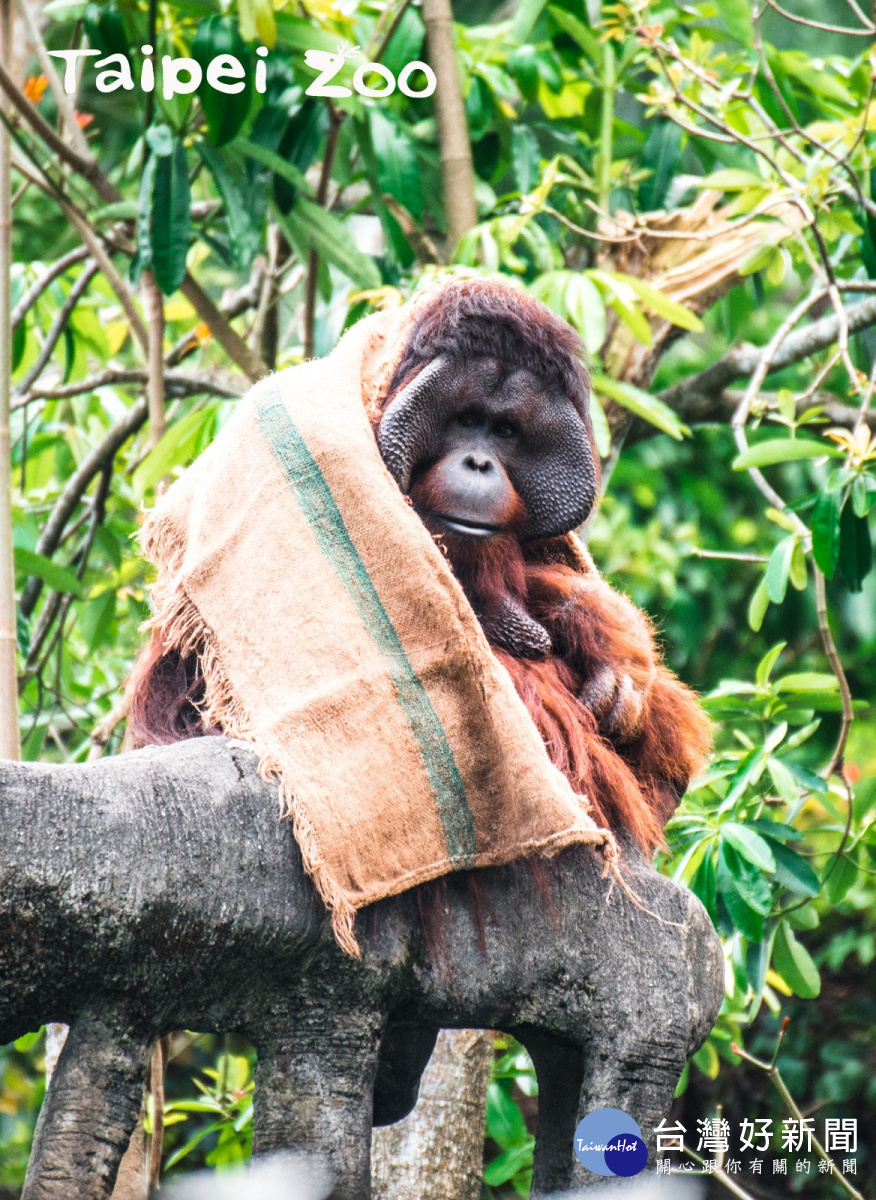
[765,535,794,604]
[150,141,191,295]
[239,138,314,198]
[566,275,606,357]
[616,274,704,332]
[193,16,253,147]
[746,920,778,1003]
[78,590,116,654]
[14,1027,44,1051]
[547,6,596,54]
[703,169,765,190]
[593,375,688,440]
[811,490,841,578]
[722,745,767,809]
[14,548,84,597]
[766,757,799,803]
[755,642,786,686]
[787,903,819,930]
[692,1039,721,1078]
[721,823,776,873]
[789,538,807,590]
[276,197,381,290]
[639,120,682,212]
[691,847,717,922]
[133,407,215,495]
[16,605,29,656]
[197,140,262,271]
[717,851,764,940]
[720,0,754,46]
[837,499,872,593]
[825,855,858,904]
[512,125,540,196]
[12,316,27,372]
[370,110,423,223]
[719,842,772,915]
[486,1082,528,1149]
[484,1142,535,1187]
[745,818,802,843]
[773,920,821,998]
[609,294,652,345]
[512,0,547,41]
[733,438,840,470]
[239,0,276,46]
[851,474,876,517]
[132,146,159,283]
[776,672,839,692]
[748,575,770,632]
[770,842,820,897]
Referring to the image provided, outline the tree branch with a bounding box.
[11,246,90,332]
[13,262,99,398]
[659,294,876,421]
[20,400,148,618]
[180,275,268,383]
[18,368,243,408]
[0,56,120,205]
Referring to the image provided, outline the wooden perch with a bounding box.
[0,738,722,1199]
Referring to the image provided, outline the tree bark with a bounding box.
[371,1029,492,1200]
[421,0,477,257]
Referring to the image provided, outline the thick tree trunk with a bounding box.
[371,1029,492,1200]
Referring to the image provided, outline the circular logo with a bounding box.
[574,1107,647,1177]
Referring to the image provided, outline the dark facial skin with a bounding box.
[379,356,596,544]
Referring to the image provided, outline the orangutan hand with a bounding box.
[579,664,648,741]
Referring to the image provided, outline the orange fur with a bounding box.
[499,560,711,855]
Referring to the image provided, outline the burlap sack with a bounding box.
[140,284,616,955]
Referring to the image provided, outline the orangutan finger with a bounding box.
[579,664,617,720]
[603,673,644,741]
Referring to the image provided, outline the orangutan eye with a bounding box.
[457,412,477,428]
[494,420,516,439]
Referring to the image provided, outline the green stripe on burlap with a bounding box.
[257,396,477,866]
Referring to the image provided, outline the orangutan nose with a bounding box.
[463,453,495,474]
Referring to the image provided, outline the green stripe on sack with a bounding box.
[257,396,477,866]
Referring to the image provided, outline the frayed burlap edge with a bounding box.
[138,501,647,956]
[140,517,364,954]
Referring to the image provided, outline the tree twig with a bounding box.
[20,400,148,618]
[13,261,99,397]
[180,275,268,383]
[0,56,120,205]
[11,245,90,332]
[18,367,243,408]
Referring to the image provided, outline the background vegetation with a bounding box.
[1,0,875,1197]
